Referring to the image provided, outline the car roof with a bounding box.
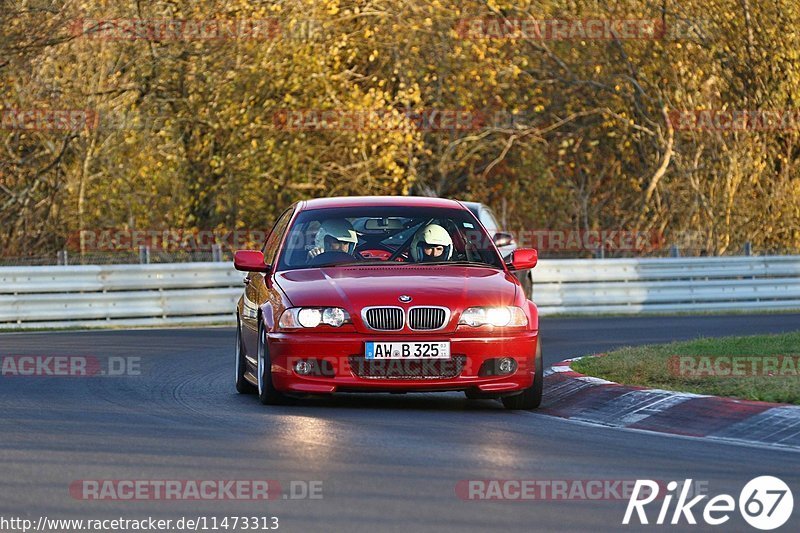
[458,201,483,213]
[300,196,467,211]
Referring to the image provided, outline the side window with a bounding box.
[262,209,294,266]
[479,208,499,234]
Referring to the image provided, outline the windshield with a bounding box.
[276,206,504,271]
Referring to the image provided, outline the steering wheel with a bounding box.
[358,247,408,262]
[359,249,392,260]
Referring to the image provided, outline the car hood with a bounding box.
[275,265,518,311]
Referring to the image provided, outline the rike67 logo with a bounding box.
[624,477,794,530]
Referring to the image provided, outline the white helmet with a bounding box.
[315,219,358,254]
[411,224,453,262]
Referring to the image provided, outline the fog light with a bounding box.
[478,357,519,377]
[294,360,314,375]
[498,357,516,374]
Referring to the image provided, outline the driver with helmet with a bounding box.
[308,219,359,260]
[410,223,453,263]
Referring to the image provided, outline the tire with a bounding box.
[256,322,287,405]
[502,339,543,410]
[235,316,256,394]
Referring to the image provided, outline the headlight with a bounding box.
[279,307,351,329]
[459,306,527,327]
[298,308,322,328]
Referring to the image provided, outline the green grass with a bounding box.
[571,331,800,405]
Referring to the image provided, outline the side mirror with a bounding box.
[234,250,271,273]
[509,248,537,270]
[493,231,516,248]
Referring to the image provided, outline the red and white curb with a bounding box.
[542,356,800,451]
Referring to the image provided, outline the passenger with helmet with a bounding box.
[307,219,359,261]
[410,223,453,263]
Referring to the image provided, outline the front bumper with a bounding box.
[267,329,538,394]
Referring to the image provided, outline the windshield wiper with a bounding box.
[316,260,397,267]
[418,260,499,268]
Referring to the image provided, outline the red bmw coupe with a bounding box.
[233,196,541,409]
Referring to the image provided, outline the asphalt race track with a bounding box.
[1,314,799,532]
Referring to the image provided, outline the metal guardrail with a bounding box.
[0,263,241,329]
[533,256,800,314]
[1,256,799,328]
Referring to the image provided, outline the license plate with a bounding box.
[365,341,451,360]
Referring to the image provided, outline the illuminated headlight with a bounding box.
[279,307,351,329]
[298,308,322,328]
[459,306,527,327]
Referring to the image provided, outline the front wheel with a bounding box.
[257,322,288,405]
[235,316,256,394]
[502,339,543,410]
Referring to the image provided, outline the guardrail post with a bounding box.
[744,241,752,256]
[669,245,680,257]
[212,244,223,262]
[139,245,151,264]
[57,250,68,265]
